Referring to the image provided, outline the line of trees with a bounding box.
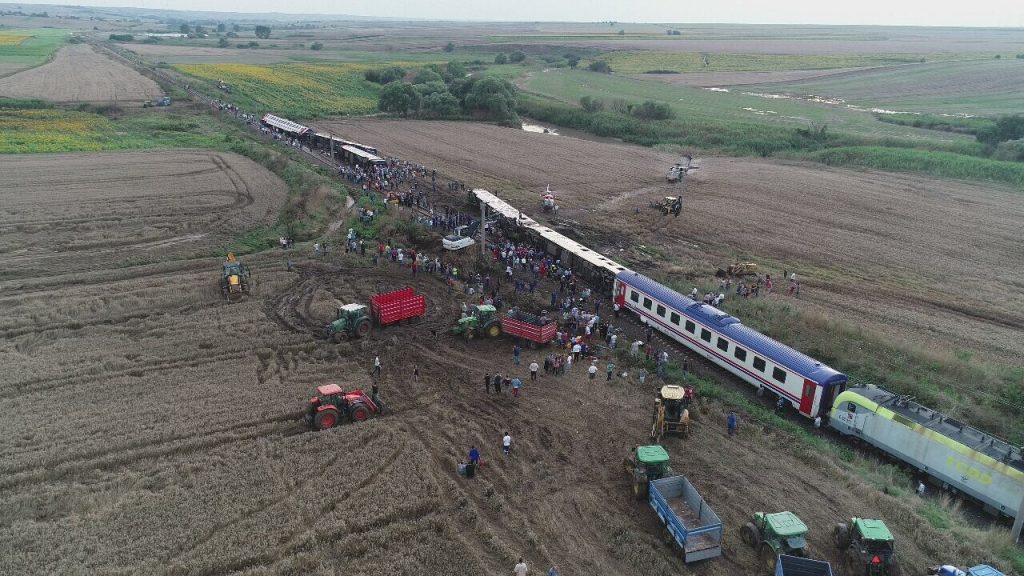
[373,62,520,126]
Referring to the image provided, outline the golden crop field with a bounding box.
[0,33,31,46]
[0,108,113,153]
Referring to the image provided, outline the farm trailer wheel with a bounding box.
[314,408,339,430]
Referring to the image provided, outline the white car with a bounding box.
[443,234,476,251]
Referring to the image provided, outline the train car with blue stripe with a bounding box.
[614,270,847,419]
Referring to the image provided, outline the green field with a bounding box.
[597,51,976,74]
[753,59,1024,116]
[0,28,67,73]
[523,68,973,144]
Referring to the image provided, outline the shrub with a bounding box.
[588,60,612,73]
[494,52,508,65]
[310,41,323,50]
[444,41,454,52]
[509,50,526,63]
[631,100,673,120]
[579,96,604,113]
[364,67,406,85]
[108,34,133,41]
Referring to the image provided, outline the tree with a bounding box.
[179,23,190,34]
[632,100,674,120]
[364,67,406,85]
[977,114,1024,146]
[217,37,229,48]
[579,96,604,113]
[509,50,526,63]
[494,52,508,65]
[588,60,612,73]
[464,76,520,127]
[232,24,241,32]
[421,91,461,118]
[444,41,455,52]
[310,41,323,50]
[194,25,205,35]
[254,25,271,39]
[412,68,444,84]
[444,60,466,82]
[108,34,133,42]
[618,29,625,35]
[217,23,226,33]
[566,55,580,69]
[378,81,420,117]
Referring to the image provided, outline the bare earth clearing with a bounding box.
[0,149,978,574]
[0,43,162,102]
[324,120,1024,363]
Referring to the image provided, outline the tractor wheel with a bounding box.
[889,560,902,576]
[486,322,502,338]
[349,404,371,423]
[313,408,339,430]
[845,546,861,575]
[759,543,777,572]
[740,522,761,548]
[332,331,348,343]
[834,523,850,549]
[355,320,370,338]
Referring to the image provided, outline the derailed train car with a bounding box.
[831,386,1024,518]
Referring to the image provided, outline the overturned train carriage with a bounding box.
[831,387,1024,519]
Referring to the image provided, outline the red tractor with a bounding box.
[304,384,382,431]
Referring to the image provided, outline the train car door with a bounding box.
[614,279,627,308]
[799,379,816,416]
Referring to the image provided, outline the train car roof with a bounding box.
[471,188,628,275]
[341,145,384,164]
[261,114,311,136]
[845,386,1024,472]
[617,270,846,384]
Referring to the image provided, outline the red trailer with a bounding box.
[370,287,426,326]
[501,310,557,345]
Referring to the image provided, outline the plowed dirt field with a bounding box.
[0,146,1000,575]
[322,119,1024,364]
[0,43,162,103]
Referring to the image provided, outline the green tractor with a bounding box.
[623,445,672,499]
[324,303,371,342]
[834,518,899,576]
[452,304,502,340]
[741,511,809,571]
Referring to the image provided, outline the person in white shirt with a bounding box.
[513,558,528,576]
[503,432,513,456]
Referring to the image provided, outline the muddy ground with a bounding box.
[0,147,1004,575]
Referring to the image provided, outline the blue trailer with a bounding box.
[776,554,833,576]
[648,475,723,562]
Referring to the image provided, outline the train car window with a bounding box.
[753,357,766,372]
[716,337,729,352]
[734,347,747,361]
[630,291,639,303]
[670,312,680,325]
[685,320,696,333]
[643,297,653,310]
[656,304,666,317]
[772,367,787,383]
[700,328,711,342]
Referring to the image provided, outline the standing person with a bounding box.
[413,365,419,383]
[795,281,801,299]
[606,361,615,381]
[485,373,492,394]
[492,372,502,394]
[513,558,528,576]
[511,376,522,398]
[565,353,572,373]
[682,356,690,378]
[529,361,539,381]
[547,565,559,576]
[513,343,521,366]
[639,367,648,386]
[588,362,598,380]
[917,480,926,497]
[609,333,617,349]
[727,411,738,436]
[572,342,581,361]
[613,301,620,318]
[503,432,513,456]
[373,355,381,377]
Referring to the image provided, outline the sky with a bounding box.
[11,0,1024,27]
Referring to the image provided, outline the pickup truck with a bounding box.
[776,555,833,576]
[648,475,723,563]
